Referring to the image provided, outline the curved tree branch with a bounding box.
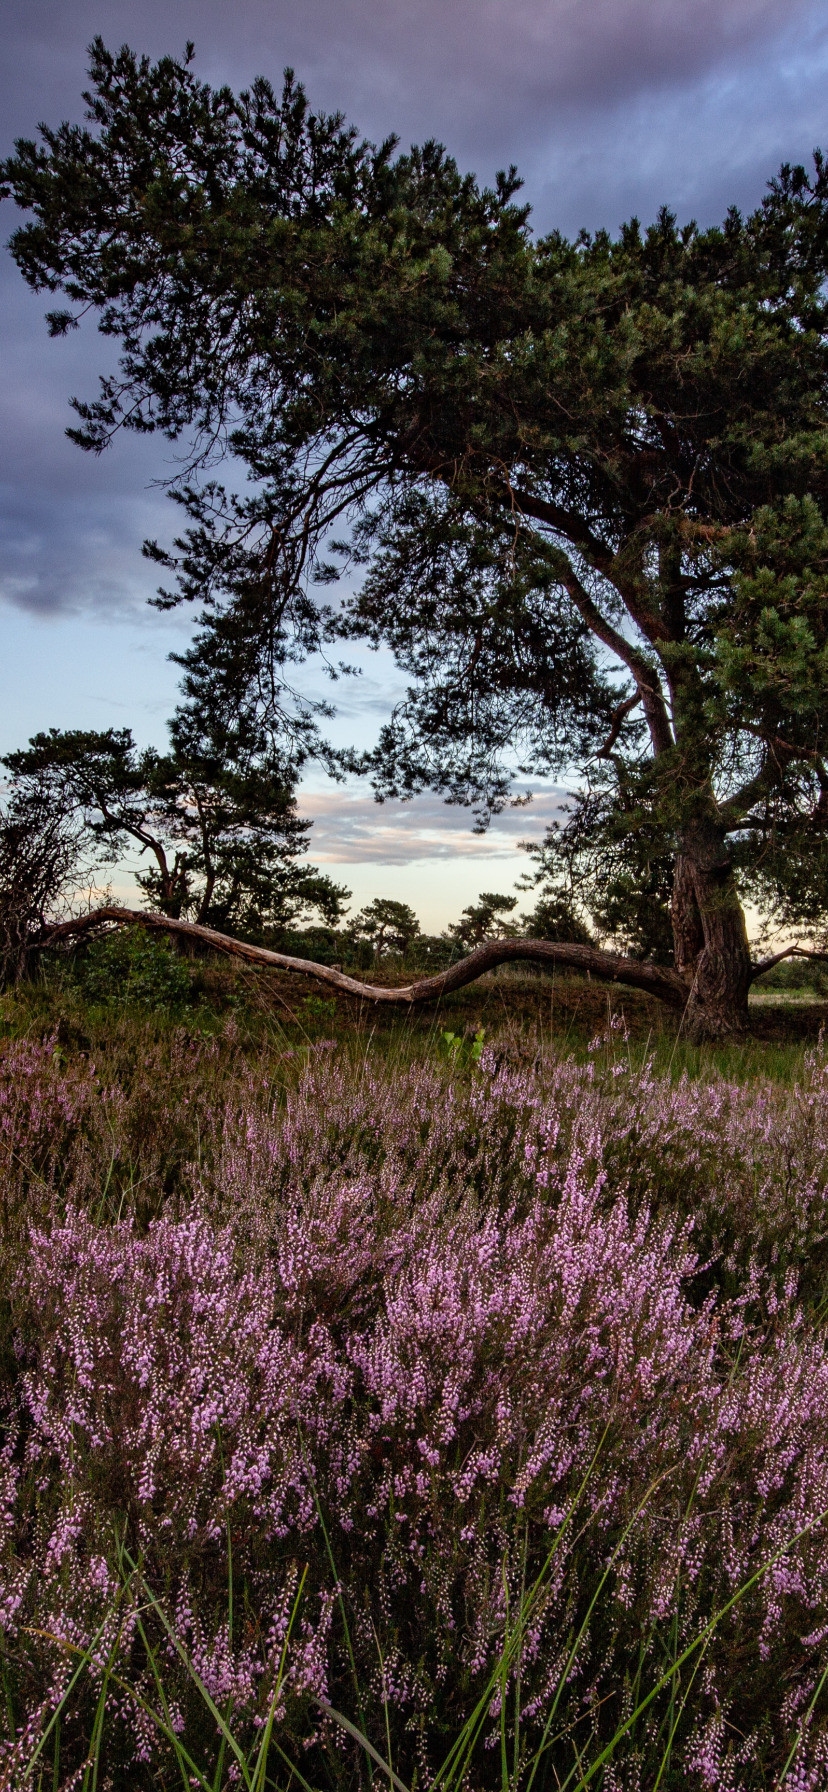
[719,743,828,833]
[750,945,828,978]
[37,904,690,1008]
[512,487,672,646]
[414,452,675,760]
[35,907,828,1009]
[540,545,675,758]
[595,693,643,759]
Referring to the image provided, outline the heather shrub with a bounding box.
[203,1036,828,1309]
[0,1028,225,1249]
[2,1031,828,1786]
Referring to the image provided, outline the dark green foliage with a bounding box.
[753,954,828,994]
[73,927,196,1010]
[342,494,606,818]
[438,1023,486,1066]
[518,891,593,946]
[405,931,460,973]
[279,920,458,976]
[448,890,519,948]
[3,41,828,1021]
[346,897,421,964]
[3,711,349,942]
[296,991,338,1030]
[521,777,677,960]
[0,764,84,985]
[277,924,347,964]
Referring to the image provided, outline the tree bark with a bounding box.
[669,851,705,977]
[670,827,753,1040]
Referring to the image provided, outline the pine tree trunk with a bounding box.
[670,828,752,1040]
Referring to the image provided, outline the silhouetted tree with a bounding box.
[518,889,594,948]
[0,767,84,983]
[346,898,421,966]
[4,714,349,944]
[518,777,676,962]
[448,892,519,951]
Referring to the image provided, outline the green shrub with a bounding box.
[73,927,196,1011]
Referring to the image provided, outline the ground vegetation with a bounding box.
[0,967,828,1786]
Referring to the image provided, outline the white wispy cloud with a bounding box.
[301,784,567,865]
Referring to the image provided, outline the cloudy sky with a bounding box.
[2,0,826,927]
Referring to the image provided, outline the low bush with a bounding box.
[71,926,197,1011]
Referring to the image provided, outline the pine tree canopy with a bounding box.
[3,39,828,1033]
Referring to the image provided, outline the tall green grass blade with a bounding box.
[513,1522,529,1790]
[21,1594,130,1783]
[130,1605,206,1792]
[521,1466,679,1792]
[779,1652,828,1783]
[23,1616,209,1792]
[315,1700,410,1792]
[499,1561,510,1792]
[370,1624,396,1792]
[560,1503,828,1790]
[299,1435,372,1781]
[80,1664,109,1792]
[119,1548,256,1791]
[211,1428,235,1792]
[651,1631,710,1792]
[248,1568,308,1792]
[51,1714,59,1792]
[431,1428,612,1792]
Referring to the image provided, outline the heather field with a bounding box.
[3,956,828,1789]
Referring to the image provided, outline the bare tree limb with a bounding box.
[40,906,826,1011]
[37,904,691,1007]
[751,944,828,978]
[595,694,643,760]
[409,451,676,759]
[512,487,672,645]
[719,742,828,833]
[539,545,675,759]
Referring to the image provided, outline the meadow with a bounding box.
[2,939,828,1790]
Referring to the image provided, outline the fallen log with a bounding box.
[38,904,690,1008]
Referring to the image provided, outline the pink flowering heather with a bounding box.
[1,1031,828,1786]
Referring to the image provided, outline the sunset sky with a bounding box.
[2,0,826,928]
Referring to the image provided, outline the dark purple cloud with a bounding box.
[4,0,825,208]
[1,0,826,621]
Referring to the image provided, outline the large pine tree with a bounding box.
[4,40,828,1034]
